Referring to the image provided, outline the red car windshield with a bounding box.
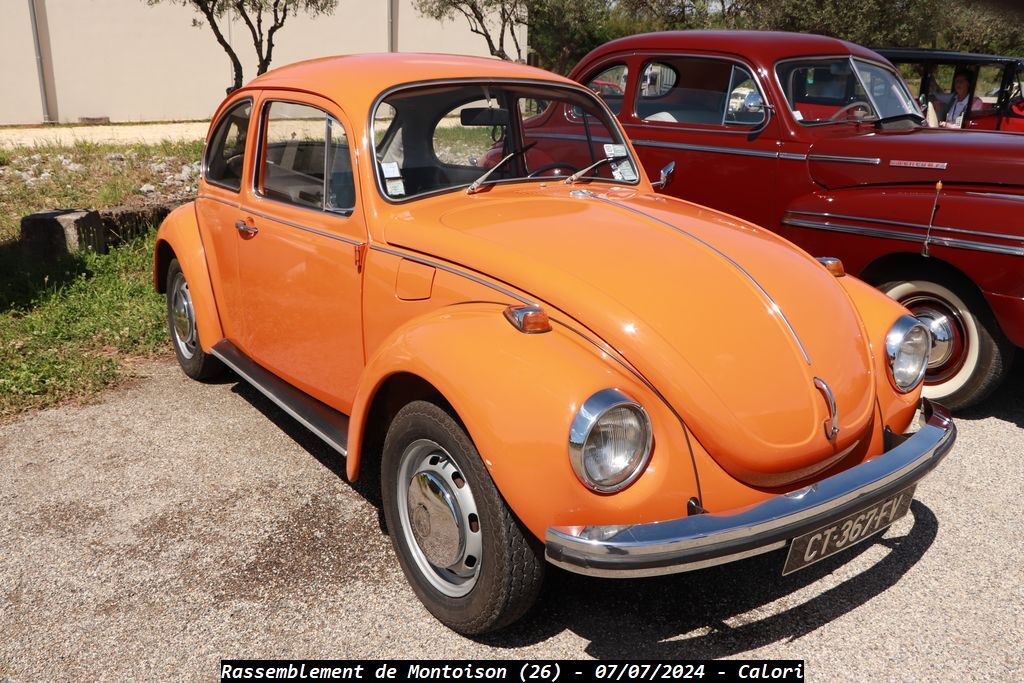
[776,58,919,125]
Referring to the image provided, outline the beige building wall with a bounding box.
[0,0,525,125]
[1,2,47,124]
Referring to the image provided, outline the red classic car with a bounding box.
[570,30,1024,409]
[877,48,1024,132]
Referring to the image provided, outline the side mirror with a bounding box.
[743,91,765,114]
[651,161,675,190]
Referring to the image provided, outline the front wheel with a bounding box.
[166,258,223,381]
[879,278,1013,410]
[381,401,544,634]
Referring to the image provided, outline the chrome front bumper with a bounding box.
[545,399,955,578]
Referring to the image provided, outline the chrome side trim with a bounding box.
[545,399,955,578]
[779,152,809,161]
[211,340,349,456]
[966,191,1024,203]
[783,216,1024,257]
[785,209,1024,243]
[592,195,812,365]
[528,132,614,144]
[368,244,534,305]
[197,194,364,246]
[808,153,881,166]
[632,139,779,159]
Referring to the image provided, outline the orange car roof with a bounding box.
[244,53,577,114]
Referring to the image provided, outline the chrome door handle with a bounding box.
[234,219,259,236]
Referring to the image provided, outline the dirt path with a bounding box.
[0,122,209,149]
[1,360,1022,680]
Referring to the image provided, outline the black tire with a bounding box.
[165,258,224,381]
[879,276,1014,410]
[381,400,544,634]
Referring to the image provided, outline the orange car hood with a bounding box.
[385,185,876,487]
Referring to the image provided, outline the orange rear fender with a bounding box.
[347,303,701,541]
[153,202,223,353]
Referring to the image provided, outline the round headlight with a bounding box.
[569,389,653,492]
[885,314,932,393]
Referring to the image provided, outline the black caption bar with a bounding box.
[221,660,803,683]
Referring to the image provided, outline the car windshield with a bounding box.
[372,81,639,201]
[775,58,919,125]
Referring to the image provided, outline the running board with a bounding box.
[211,340,349,456]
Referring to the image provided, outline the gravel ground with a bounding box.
[1,359,1022,680]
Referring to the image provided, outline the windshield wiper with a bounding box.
[563,155,628,184]
[466,141,537,195]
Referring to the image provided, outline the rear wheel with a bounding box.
[166,258,223,381]
[879,277,1013,410]
[381,401,544,634]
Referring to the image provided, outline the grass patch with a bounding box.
[0,230,166,420]
[0,138,204,244]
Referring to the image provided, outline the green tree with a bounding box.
[415,0,528,61]
[146,0,339,91]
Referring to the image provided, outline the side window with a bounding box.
[637,57,763,127]
[586,64,628,114]
[724,66,766,125]
[976,64,1003,112]
[327,118,355,211]
[204,100,251,191]
[374,102,404,165]
[259,101,355,213]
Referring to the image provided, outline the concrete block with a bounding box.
[19,209,106,258]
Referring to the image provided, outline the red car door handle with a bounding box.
[234,219,259,236]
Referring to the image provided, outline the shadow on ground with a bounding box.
[225,371,939,657]
[0,237,90,311]
[956,360,1024,428]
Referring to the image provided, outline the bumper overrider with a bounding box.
[545,399,955,577]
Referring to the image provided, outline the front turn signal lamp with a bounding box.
[816,257,846,277]
[503,305,551,334]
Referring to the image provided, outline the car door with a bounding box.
[600,54,780,229]
[196,97,255,342]
[236,93,366,413]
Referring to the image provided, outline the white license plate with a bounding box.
[782,485,915,575]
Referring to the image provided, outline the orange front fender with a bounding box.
[153,202,223,353]
[346,303,701,542]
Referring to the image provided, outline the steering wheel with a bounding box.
[527,162,579,178]
[830,101,872,121]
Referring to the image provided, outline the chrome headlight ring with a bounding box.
[569,388,653,493]
[885,314,932,393]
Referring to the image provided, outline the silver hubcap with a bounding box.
[171,274,197,359]
[397,439,481,597]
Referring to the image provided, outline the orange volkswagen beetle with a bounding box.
[154,54,955,634]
